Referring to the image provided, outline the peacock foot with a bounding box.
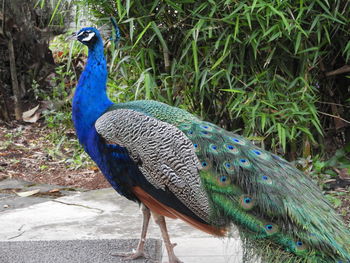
[112,249,148,260]
[164,243,182,263]
[165,254,183,263]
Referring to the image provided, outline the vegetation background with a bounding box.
[0,0,349,223]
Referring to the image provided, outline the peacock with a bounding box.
[69,24,350,263]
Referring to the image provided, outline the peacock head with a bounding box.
[69,27,102,48]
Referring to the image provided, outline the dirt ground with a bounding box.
[0,121,349,225]
[0,122,109,189]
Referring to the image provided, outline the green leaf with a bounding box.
[151,22,169,52]
[144,73,152,99]
[294,32,302,54]
[233,16,240,40]
[211,51,230,70]
[191,40,199,75]
[267,4,290,32]
[126,0,131,17]
[221,89,245,93]
[261,100,277,110]
[132,22,152,49]
[49,0,63,25]
[251,0,258,13]
[261,113,266,131]
[297,47,319,54]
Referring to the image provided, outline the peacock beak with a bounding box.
[66,32,78,41]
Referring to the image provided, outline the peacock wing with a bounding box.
[95,108,212,221]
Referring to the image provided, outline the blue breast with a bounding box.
[83,126,139,201]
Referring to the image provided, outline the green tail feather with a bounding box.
[181,120,350,263]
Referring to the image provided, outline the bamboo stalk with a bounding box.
[163,47,170,73]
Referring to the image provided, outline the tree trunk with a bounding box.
[0,87,10,121]
[7,32,22,120]
[0,0,71,121]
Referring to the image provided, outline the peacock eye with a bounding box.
[266,224,273,230]
[296,241,303,246]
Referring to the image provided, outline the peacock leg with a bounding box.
[152,212,183,263]
[112,203,151,259]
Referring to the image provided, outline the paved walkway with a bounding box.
[0,239,161,263]
[0,178,245,263]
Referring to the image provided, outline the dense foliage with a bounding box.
[0,0,72,120]
[77,0,350,158]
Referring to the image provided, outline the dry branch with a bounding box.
[325,65,350,77]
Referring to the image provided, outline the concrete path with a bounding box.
[0,178,245,263]
[0,239,161,263]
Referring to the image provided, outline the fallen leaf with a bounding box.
[23,112,40,123]
[90,166,99,172]
[22,105,40,123]
[22,105,40,119]
[323,179,336,184]
[49,189,60,193]
[16,189,40,197]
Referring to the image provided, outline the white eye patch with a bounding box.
[77,31,85,37]
[81,32,96,42]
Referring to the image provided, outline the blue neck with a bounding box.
[72,39,113,146]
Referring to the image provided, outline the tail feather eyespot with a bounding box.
[240,195,255,210]
[224,144,239,154]
[223,161,235,174]
[264,223,278,235]
[200,159,212,171]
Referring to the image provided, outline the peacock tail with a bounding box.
[96,100,350,263]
